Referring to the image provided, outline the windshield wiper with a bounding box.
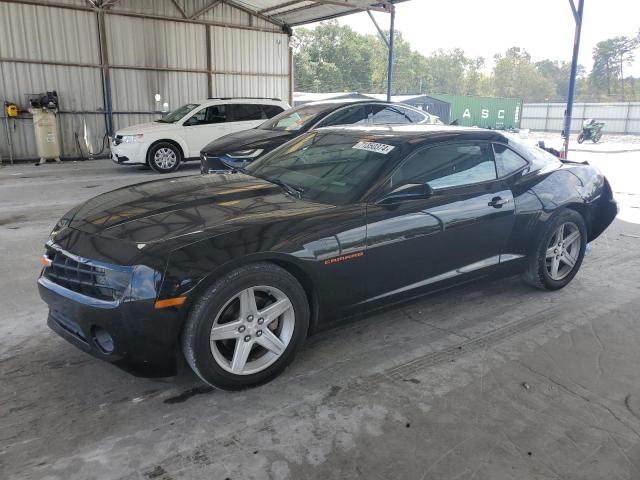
[268,177,304,198]
[237,168,304,198]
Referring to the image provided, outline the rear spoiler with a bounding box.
[536,141,589,165]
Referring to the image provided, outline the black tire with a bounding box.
[182,262,310,390]
[522,209,587,291]
[148,141,182,173]
[577,133,585,144]
[592,132,602,143]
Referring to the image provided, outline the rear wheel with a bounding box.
[182,263,309,390]
[148,142,181,173]
[592,131,602,143]
[522,209,587,290]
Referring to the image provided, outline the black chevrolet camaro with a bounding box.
[38,125,617,390]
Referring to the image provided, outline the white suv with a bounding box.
[111,98,289,173]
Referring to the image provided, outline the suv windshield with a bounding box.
[245,131,401,205]
[157,103,199,123]
[258,104,329,132]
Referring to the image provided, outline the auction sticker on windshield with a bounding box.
[352,141,395,154]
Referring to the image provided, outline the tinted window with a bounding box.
[187,105,227,125]
[371,105,414,124]
[259,103,329,131]
[262,105,284,118]
[493,143,528,177]
[392,142,497,190]
[230,104,264,121]
[316,105,370,127]
[398,106,427,123]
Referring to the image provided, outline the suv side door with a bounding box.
[183,104,234,157]
[363,141,516,302]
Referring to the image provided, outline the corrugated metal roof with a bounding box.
[109,0,404,27]
[231,0,404,26]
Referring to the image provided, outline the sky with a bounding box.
[308,0,640,76]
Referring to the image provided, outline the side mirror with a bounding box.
[376,183,434,205]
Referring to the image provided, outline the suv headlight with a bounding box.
[122,134,143,143]
[226,149,264,159]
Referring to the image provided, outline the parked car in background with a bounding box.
[200,100,437,173]
[39,125,617,390]
[111,98,289,173]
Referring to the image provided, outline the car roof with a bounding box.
[189,98,287,105]
[313,124,509,143]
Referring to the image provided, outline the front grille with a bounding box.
[44,248,129,301]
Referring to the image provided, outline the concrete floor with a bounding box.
[1,148,640,480]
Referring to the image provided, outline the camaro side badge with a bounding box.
[324,251,364,265]
[352,141,395,154]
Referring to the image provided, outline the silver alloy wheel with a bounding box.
[209,285,295,375]
[154,147,177,169]
[545,221,582,281]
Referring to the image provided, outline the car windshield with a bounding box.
[157,103,199,123]
[245,131,401,205]
[258,104,329,132]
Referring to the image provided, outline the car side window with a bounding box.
[229,104,264,122]
[370,105,413,124]
[391,142,497,190]
[261,105,284,119]
[316,105,370,128]
[398,106,426,123]
[493,143,528,177]
[187,105,227,125]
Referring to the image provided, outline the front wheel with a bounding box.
[182,263,309,390]
[148,142,182,173]
[522,209,587,290]
[577,133,585,144]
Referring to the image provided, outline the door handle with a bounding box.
[488,196,510,208]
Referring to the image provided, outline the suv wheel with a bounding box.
[148,142,181,173]
[182,263,310,390]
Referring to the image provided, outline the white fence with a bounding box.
[521,102,640,135]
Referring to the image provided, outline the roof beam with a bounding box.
[189,0,222,19]
[170,0,188,18]
[266,0,388,20]
[258,0,306,15]
[221,0,285,26]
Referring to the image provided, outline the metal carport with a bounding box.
[0,0,401,162]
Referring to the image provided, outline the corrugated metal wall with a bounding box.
[521,102,640,134]
[0,0,290,162]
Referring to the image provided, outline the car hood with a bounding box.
[201,128,296,155]
[66,174,332,244]
[116,121,179,135]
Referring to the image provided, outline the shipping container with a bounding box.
[429,94,522,130]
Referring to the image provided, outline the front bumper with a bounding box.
[200,154,234,174]
[111,140,148,165]
[38,276,184,377]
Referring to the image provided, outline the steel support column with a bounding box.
[562,0,584,159]
[97,10,114,136]
[386,4,395,102]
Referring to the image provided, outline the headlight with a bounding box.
[121,134,143,143]
[226,148,264,159]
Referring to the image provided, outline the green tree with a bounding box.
[491,47,555,101]
[293,22,375,92]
